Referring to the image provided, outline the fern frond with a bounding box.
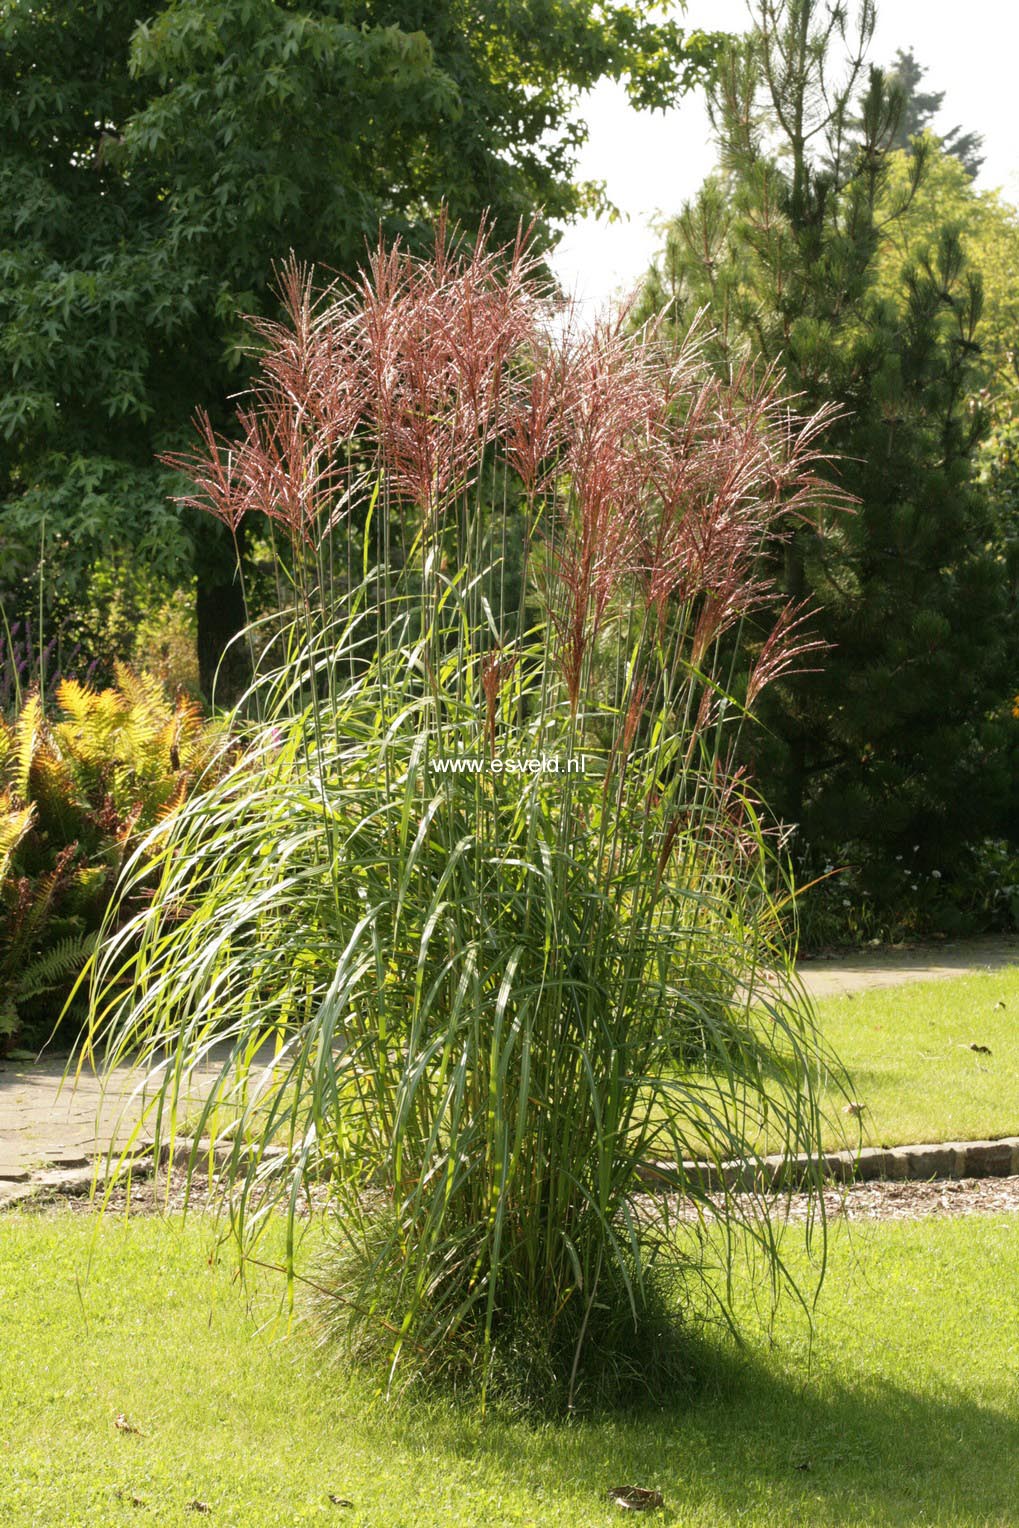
[55,678,94,727]
[20,845,78,945]
[156,773,189,822]
[114,662,166,725]
[14,932,96,1002]
[0,794,35,881]
[28,739,82,840]
[12,692,42,801]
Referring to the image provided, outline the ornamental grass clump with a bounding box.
[86,223,844,1409]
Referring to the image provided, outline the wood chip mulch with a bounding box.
[809,1174,1019,1222]
[662,1174,1019,1225]
[17,1166,1019,1223]
[18,1164,212,1216]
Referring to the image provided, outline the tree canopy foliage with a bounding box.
[0,0,720,692]
[872,143,1019,397]
[637,0,1017,917]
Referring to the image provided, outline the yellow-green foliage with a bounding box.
[51,661,223,823]
[0,667,226,1048]
[0,791,34,885]
[874,138,1019,396]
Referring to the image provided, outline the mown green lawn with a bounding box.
[3,1209,1019,1525]
[813,966,1019,1151]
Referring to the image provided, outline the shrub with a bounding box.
[0,532,192,708]
[87,227,844,1409]
[793,834,1019,949]
[129,588,201,697]
[0,665,224,1049]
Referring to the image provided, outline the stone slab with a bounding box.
[0,1182,36,1209]
[642,1136,1019,1194]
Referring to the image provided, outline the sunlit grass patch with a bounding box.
[2,1211,1019,1525]
[811,966,1019,1150]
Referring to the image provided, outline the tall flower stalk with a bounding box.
[86,223,844,1409]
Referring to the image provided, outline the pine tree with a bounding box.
[887,47,985,180]
[638,0,1010,918]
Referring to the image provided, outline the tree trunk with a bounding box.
[194,517,250,705]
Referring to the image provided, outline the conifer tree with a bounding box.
[639,0,1010,913]
[886,47,985,179]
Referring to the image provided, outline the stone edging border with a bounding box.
[639,1137,1019,1194]
[4,1135,1019,1209]
[0,1137,285,1210]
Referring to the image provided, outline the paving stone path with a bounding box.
[2,934,1018,1210]
[0,1057,149,1179]
[0,1052,224,1209]
[796,931,1019,998]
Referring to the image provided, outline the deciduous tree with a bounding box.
[0,0,719,695]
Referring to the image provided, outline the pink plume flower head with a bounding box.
[349,217,540,517]
[503,338,570,497]
[541,317,673,708]
[624,358,847,677]
[746,600,828,707]
[160,410,247,533]
[481,646,519,750]
[160,217,844,733]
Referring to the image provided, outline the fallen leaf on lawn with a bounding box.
[114,1488,147,1507]
[185,1501,211,1515]
[114,1413,144,1436]
[606,1484,665,1511]
[328,1497,355,1508]
[968,1043,992,1055]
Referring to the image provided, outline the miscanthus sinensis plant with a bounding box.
[86,223,844,1409]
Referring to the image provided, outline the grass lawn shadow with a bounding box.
[2,1212,1018,1525]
